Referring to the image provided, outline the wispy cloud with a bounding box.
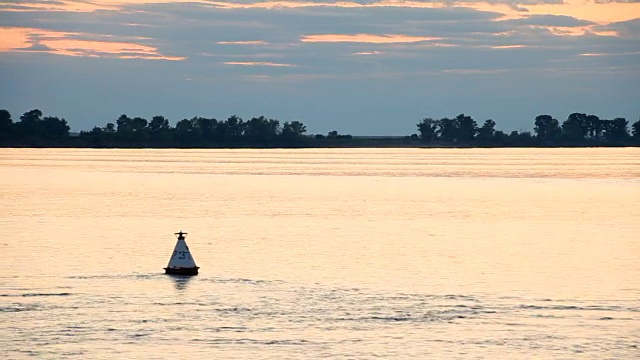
[594,0,640,4]
[352,50,383,55]
[1,0,638,135]
[301,34,440,43]
[1,0,638,25]
[0,0,117,12]
[0,27,185,60]
[442,68,511,75]
[544,25,618,36]
[491,44,527,48]
[580,51,640,56]
[224,61,296,66]
[217,40,268,45]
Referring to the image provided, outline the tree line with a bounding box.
[1,108,639,147]
[417,113,639,146]
[84,113,311,145]
[0,109,313,147]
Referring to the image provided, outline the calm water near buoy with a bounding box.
[1,148,639,358]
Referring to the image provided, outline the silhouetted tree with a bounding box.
[437,118,456,142]
[80,126,106,145]
[115,115,148,141]
[632,119,640,143]
[184,117,204,142]
[223,115,244,141]
[562,113,588,142]
[131,117,148,139]
[602,118,629,143]
[148,115,171,142]
[477,119,496,142]
[193,117,217,142]
[7,109,69,140]
[116,114,133,140]
[245,116,280,143]
[325,130,352,139]
[41,116,70,139]
[16,109,43,137]
[148,115,169,134]
[281,120,307,141]
[79,120,119,145]
[508,130,534,145]
[4,107,638,148]
[87,127,103,136]
[20,109,42,123]
[0,109,12,137]
[455,114,477,142]
[585,114,602,141]
[534,115,561,142]
[175,118,197,143]
[493,130,509,144]
[417,118,438,142]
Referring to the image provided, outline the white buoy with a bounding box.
[164,231,199,275]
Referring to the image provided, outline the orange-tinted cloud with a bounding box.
[522,0,640,24]
[0,27,185,60]
[0,27,34,51]
[0,0,117,12]
[540,25,618,36]
[2,0,638,26]
[206,0,640,25]
[301,34,440,43]
[491,44,527,49]
[205,1,365,9]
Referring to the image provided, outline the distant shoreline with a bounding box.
[1,137,637,149]
[2,108,639,148]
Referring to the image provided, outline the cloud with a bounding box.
[352,50,382,55]
[502,14,595,27]
[442,68,511,75]
[0,27,185,60]
[496,14,621,37]
[2,0,639,136]
[580,51,640,56]
[224,61,296,66]
[594,18,640,38]
[218,40,268,45]
[0,27,32,50]
[301,34,440,43]
[491,44,527,48]
[0,0,118,12]
[0,0,566,14]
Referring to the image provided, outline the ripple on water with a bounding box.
[3,276,639,358]
[1,303,42,313]
[0,292,72,297]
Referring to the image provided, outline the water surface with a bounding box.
[1,148,639,358]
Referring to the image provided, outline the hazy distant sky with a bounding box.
[1,0,638,135]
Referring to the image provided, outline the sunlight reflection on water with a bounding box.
[1,148,639,358]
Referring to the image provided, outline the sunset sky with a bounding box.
[1,0,638,135]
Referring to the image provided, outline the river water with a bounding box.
[1,148,639,358]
